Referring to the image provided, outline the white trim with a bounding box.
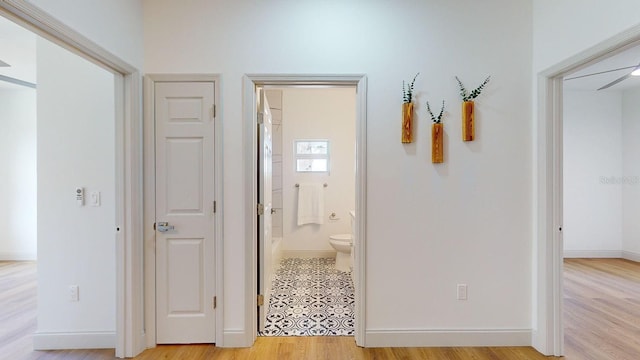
[143,74,224,347]
[0,252,37,260]
[142,76,156,349]
[221,330,250,348]
[0,1,142,357]
[622,251,640,262]
[33,331,116,350]
[535,23,640,357]
[365,329,531,347]
[243,76,259,348]
[354,75,368,347]
[563,250,622,258]
[272,238,283,267]
[281,250,336,258]
[243,74,367,348]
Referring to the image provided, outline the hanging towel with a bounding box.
[297,183,324,226]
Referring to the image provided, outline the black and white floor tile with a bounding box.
[261,257,355,336]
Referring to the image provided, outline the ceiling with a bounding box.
[564,44,640,91]
[0,15,36,89]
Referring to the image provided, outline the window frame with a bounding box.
[294,139,330,173]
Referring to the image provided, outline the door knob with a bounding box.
[271,208,276,214]
[156,222,175,232]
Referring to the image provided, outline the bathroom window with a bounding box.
[295,140,329,172]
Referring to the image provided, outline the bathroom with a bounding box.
[261,86,356,336]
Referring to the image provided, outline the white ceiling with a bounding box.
[0,15,37,89]
[564,44,640,91]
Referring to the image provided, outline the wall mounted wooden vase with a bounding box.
[402,102,414,143]
[432,123,444,163]
[462,101,474,141]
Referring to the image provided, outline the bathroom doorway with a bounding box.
[251,78,365,340]
[258,85,356,336]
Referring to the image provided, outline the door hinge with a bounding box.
[213,296,217,309]
[211,104,216,119]
[257,294,264,306]
[257,112,264,124]
[213,201,217,214]
[257,203,264,216]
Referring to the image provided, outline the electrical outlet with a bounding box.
[69,285,79,302]
[457,284,468,300]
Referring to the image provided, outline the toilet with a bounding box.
[329,234,352,272]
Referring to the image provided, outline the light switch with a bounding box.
[90,191,101,207]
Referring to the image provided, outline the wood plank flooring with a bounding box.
[563,258,640,360]
[3,259,639,359]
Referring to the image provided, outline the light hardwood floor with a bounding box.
[563,258,640,360]
[2,259,639,359]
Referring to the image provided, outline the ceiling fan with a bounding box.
[564,62,640,90]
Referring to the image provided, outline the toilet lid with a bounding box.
[330,234,352,241]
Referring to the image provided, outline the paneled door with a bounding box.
[154,81,216,343]
[258,88,273,333]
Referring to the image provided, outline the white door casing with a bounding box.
[258,88,273,333]
[154,81,216,344]
[243,75,368,347]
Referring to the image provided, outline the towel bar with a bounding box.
[295,183,328,188]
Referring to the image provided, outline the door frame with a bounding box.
[143,74,223,347]
[243,74,368,346]
[535,25,640,356]
[0,1,143,357]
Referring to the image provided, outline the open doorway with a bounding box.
[0,15,37,263]
[0,2,142,357]
[257,85,357,336]
[244,74,367,346]
[0,13,121,357]
[560,44,640,358]
[536,29,640,356]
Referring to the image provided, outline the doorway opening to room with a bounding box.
[257,85,357,337]
[0,12,121,357]
[245,75,367,345]
[559,43,640,359]
[0,14,38,355]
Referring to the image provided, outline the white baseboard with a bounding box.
[220,329,251,348]
[272,237,283,266]
[282,250,336,259]
[622,250,640,262]
[563,250,622,258]
[0,251,37,261]
[365,329,531,347]
[33,331,115,350]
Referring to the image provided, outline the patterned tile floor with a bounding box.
[261,257,355,336]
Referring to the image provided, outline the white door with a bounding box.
[155,81,216,343]
[258,88,273,333]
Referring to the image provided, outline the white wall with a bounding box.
[25,0,144,69]
[34,37,116,348]
[0,88,37,260]
[533,0,640,72]
[281,87,356,254]
[144,0,533,344]
[622,89,640,259]
[563,90,623,256]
